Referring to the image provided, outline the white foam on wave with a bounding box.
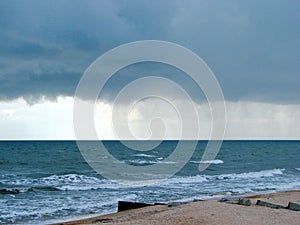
[216,168,285,180]
[190,159,224,164]
[157,161,176,164]
[42,174,102,184]
[132,153,157,158]
[125,159,177,165]
[1,174,125,191]
[42,174,125,191]
[295,168,300,171]
[1,174,102,186]
[161,175,209,186]
[125,159,156,165]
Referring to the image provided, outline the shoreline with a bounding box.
[49,190,300,225]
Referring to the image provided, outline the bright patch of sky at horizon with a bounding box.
[0,0,299,140]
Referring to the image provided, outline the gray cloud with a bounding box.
[0,0,299,104]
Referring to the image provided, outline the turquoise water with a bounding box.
[0,141,300,224]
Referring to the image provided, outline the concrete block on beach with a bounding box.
[256,200,286,209]
[117,201,153,212]
[287,202,300,211]
[168,202,187,207]
[219,197,251,206]
[238,198,252,206]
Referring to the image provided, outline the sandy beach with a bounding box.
[50,190,300,225]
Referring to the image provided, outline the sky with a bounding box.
[0,0,299,140]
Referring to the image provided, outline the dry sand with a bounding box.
[51,190,300,225]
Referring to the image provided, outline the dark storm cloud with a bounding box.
[0,0,299,103]
[0,69,81,104]
[0,34,60,60]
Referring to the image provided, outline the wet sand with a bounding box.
[51,190,300,225]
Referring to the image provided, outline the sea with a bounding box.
[0,140,300,224]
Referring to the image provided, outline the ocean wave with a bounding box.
[0,186,62,195]
[190,159,224,164]
[91,168,287,187]
[157,161,176,164]
[132,153,157,158]
[0,169,287,193]
[161,168,286,186]
[0,188,22,195]
[125,159,156,165]
[41,174,102,185]
[0,174,119,192]
[163,175,209,185]
[124,159,176,165]
[40,174,125,191]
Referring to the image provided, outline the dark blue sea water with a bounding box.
[0,141,300,224]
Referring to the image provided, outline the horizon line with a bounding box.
[0,139,300,141]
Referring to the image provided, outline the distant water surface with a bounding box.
[0,141,299,224]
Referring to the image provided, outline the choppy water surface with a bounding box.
[0,141,299,224]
